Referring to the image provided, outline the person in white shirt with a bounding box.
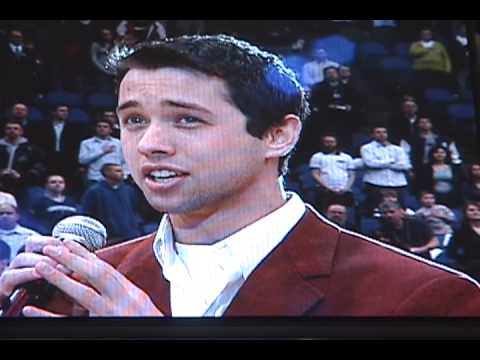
[301,47,339,91]
[309,134,355,210]
[361,125,412,214]
[78,119,128,187]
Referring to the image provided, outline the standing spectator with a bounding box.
[0,240,10,276]
[409,116,462,173]
[415,191,456,243]
[0,120,46,197]
[360,125,412,214]
[389,98,419,146]
[78,119,127,188]
[416,145,464,208]
[302,47,339,91]
[447,201,480,280]
[309,134,355,210]
[377,200,438,259]
[90,28,115,92]
[81,163,143,245]
[450,23,470,98]
[0,29,38,107]
[0,192,39,262]
[409,28,452,90]
[3,103,36,140]
[99,110,120,138]
[31,174,79,234]
[29,105,87,192]
[463,162,480,203]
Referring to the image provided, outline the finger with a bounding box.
[26,236,63,253]
[63,239,96,261]
[34,261,103,314]
[0,268,42,297]
[22,305,65,317]
[43,245,113,294]
[9,252,61,271]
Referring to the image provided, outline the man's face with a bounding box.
[96,121,113,138]
[322,136,337,153]
[9,31,23,46]
[0,204,19,230]
[46,175,66,193]
[382,207,404,227]
[103,111,117,124]
[117,67,270,214]
[421,30,433,41]
[4,123,23,140]
[12,104,28,119]
[420,193,436,208]
[54,106,69,121]
[402,101,417,116]
[339,66,351,79]
[104,165,124,182]
[372,128,388,143]
[326,205,347,226]
[471,165,480,178]
[325,68,339,81]
[418,118,432,131]
[101,29,113,42]
[314,48,327,61]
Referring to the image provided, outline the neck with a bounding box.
[420,129,432,136]
[392,219,404,230]
[170,175,286,245]
[106,178,122,187]
[470,220,480,228]
[5,137,19,145]
[47,191,64,200]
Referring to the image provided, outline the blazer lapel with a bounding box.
[225,208,340,316]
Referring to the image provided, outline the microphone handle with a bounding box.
[1,280,54,317]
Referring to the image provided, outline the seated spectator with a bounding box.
[377,200,438,259]
[81,163,144,245]
[0,191,39,262]
[409,116,462,173]
[376,189,415,217]
[0,120,46,197]
[416,145,464,208]
[463,162,480,202]
[0,240,10,276]
[309,134,355,210]
[31,174,79,234]
[90,28,115,92]
[301,47,339,91]
[78,119,127,188]
[325,203,356,231]
[409,28,452,90]
[360,125,412,215]
[415,191,455,243]
[446,201,480,280]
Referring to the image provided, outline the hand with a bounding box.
[10,170,21,179]
[102,144,115,154]
[0,236,64,302]
[22,240,164,317]
[409,247,427,254]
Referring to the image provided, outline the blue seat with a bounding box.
[424,88,456,104]
[360,42,389,58]
[28,106,44,123]
[380,56,412,71]
[45,91,83,108]
[448,103,475,120]
[393,42,410,57]
[68,108,91,124]
[360,217,381,236]
[87,93,117,111]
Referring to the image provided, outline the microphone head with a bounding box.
[52,216,107,251]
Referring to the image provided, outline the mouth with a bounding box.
[146,169,187,183]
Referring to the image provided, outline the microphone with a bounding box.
[0,216,107,317]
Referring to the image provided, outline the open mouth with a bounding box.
[147,169,186,183]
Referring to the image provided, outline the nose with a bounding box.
[137,122,176,158]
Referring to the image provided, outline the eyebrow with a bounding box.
[116,99,213,115]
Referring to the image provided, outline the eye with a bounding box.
[123,115,148,128]
[176,116,204,127]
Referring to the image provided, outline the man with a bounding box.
[29,105,87,192]
[389,98,419,146]
[378,200,439,259]
[1,35,480,317]
[309,134,355,210]
[325,203,353,230]
[81,163,143,245]
[0,120,46,197]
[0,192,39,262]
[360,125,412,214]
[78,119,128,187]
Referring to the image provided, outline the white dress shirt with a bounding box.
[152,192,306,317]
[0,225,40,262]
[309,151,355,191]
[361,140,411,187]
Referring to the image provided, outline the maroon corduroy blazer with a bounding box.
[47,207,480,316]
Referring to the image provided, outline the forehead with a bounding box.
[6,123,21,130]
[0,204,16,212]
[48,176,64,182]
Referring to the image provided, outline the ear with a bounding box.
[263,114,302,160]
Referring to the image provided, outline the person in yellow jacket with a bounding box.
[410,29,451,74]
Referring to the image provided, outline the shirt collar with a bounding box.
[153,191,306,280]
